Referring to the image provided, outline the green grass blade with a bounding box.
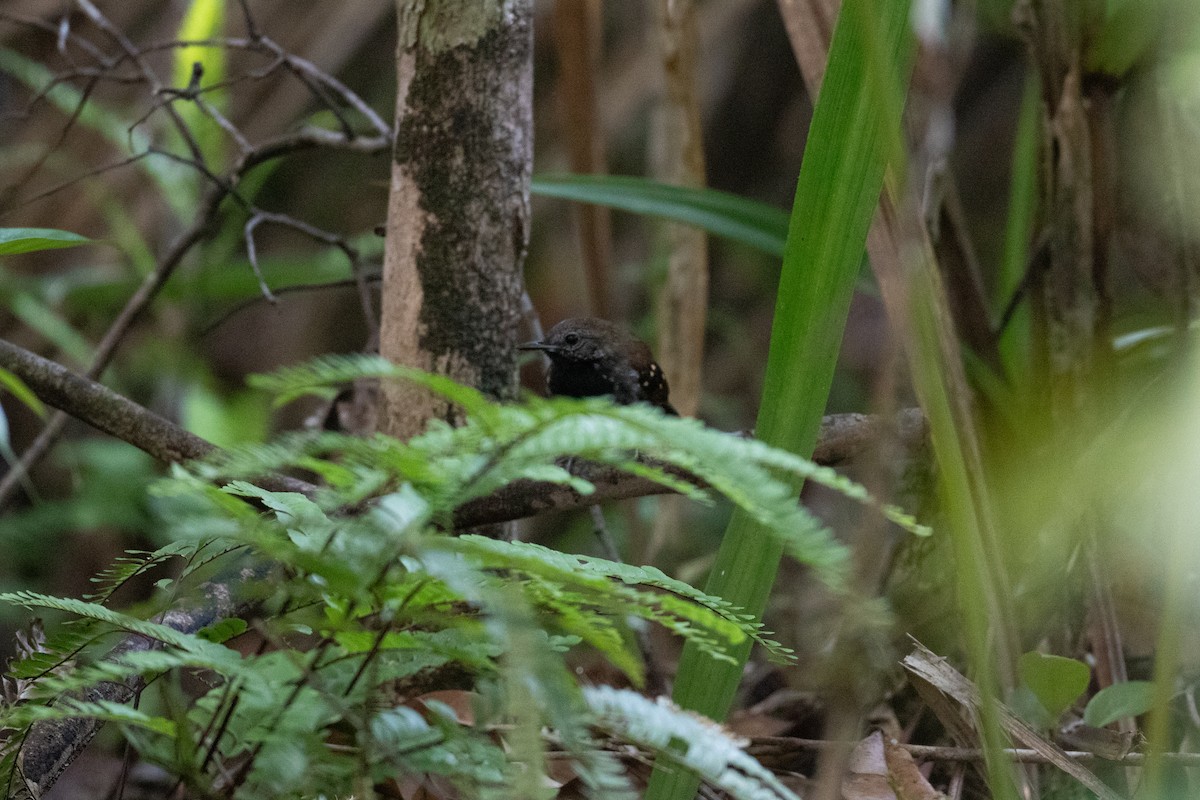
[996,72,1040,387]
[0,368,45,417]
[644,1,914,798]
[532,173,789,256]
[173,0,230,171]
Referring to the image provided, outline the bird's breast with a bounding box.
[546,360,620,399]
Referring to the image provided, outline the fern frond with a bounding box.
[248,353,500,424]
[0,593,241,668]
[14,698,176,736]
[5,620,103,681]
[437,536,792,669]
[246,353,396,407]
[521,576,643,682]
[84,539,235,603]
[585,686,800,800]
[0,732,27,800]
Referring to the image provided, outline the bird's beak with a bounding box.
[519,340,557,353]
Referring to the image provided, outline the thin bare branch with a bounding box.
[748,736,1200,767]
[242,213,280,303]
[74,0,207,166]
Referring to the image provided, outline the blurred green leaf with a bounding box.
[1083,681,1156,727]
[9,292,94,367]
[0,368,46,417]
[0,48,195,222]
[182,384,270,448]
[0,440,155,548]
[0,228,91,257]
[196,617,248,644]
[996,73,1040,389]
[532,174,789,256]
[1085,0,1161,77]
[1007,685,1056,730]
[1018,652,1090,719]
[173,0,229,170]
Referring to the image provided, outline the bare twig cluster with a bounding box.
[0,0,391,507]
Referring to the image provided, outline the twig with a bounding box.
[589,505,621,562]
[903,641,1124,800]
[74,0,206,165]
[198,271,382,338]
[0,37,390,506]
[588,504,670,695]
[1,151,154,218]
[241,210,370,329]
[748,735,1200,767]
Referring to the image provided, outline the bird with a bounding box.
[519,317,678,415]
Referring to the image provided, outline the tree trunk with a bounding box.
[381,1,533,439]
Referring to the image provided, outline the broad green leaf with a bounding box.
[1018,652,1090,719]
[0,228,91,257]
[532,174,789,256]
[1008,685,1055,730]
[1083,681,1156,727]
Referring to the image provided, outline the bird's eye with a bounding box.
[563,333,580,346]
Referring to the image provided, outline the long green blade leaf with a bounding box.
[646,1,915,797]
[532,174,789,256]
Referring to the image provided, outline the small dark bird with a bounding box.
[520,317,677,415]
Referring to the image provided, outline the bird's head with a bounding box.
[519,317,625,364]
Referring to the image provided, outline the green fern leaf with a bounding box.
[585,686,800,800]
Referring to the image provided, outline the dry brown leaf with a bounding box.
[408,689,479,726]
[882,737,945,800]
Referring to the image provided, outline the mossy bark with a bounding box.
[381,1,532,439]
